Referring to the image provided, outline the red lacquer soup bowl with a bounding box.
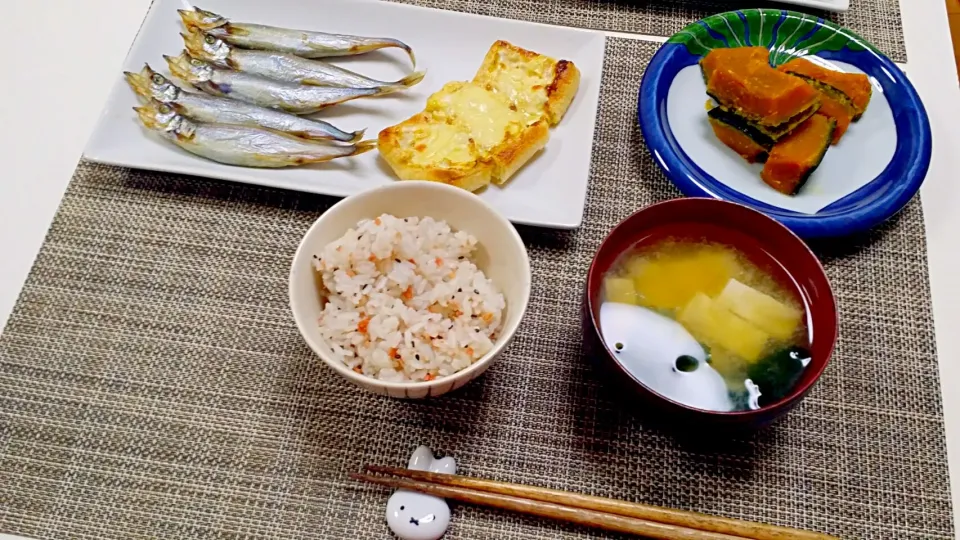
[584,198,838,429]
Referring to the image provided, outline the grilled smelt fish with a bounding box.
[125,65,364,143]
[182,30,425,91]
[165,52,380,114]
[179,6,416,67]
[134,100,375,168]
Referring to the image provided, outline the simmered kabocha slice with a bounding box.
[761,115,836,195]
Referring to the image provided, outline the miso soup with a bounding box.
[599,239,811,412]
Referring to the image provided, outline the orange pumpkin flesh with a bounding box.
[761,115,836,195]
[814,91,854,144]
[700,47,770,82]
[706,61,820,129]
[778,57,872,120]
[708,116,769,163]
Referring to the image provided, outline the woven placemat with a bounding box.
[0,38,950,539]
[388,0,907,63]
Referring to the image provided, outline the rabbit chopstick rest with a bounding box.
[385,446,456,540]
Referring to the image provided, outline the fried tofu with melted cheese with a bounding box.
[379,82,550,190]
[378,41,579,192]
[473,40,581,126]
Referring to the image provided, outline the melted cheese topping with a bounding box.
[401,120,475,167]
[381,42,566,186]
[429,82,524,151]
[478,50,555,124]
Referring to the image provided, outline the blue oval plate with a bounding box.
[638,9,931,238]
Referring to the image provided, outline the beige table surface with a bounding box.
[1,0,958,536]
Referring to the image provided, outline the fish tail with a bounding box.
[300,139,376,164]
[398,70,426,88]
[374,39,416,68]
[374,71,424,96]
[320,127,367,144]
[403,44,417,69]
[346,129,367,144]
[350,140,377,156]
[299,127,366,144]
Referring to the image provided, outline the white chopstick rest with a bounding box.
[385,446,457,540]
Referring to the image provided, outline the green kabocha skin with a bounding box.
[786,74,859,116]
[705,100,822,142]
[785,119,834,196]
[707,107,776,150]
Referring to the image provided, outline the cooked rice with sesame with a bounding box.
[313,214,505,382]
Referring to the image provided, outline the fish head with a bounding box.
[134,99,183,133]
[124,64,180,103]
[181,29,230,65]
[178,7,227,31]
[164,51,214,84]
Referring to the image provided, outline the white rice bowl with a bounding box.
[313,214,506,383]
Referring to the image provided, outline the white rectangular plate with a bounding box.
[778,0,850,12]
[83,0,606,229]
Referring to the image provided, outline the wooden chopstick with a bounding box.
[352,472,749,540]
[359,466,838,540]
